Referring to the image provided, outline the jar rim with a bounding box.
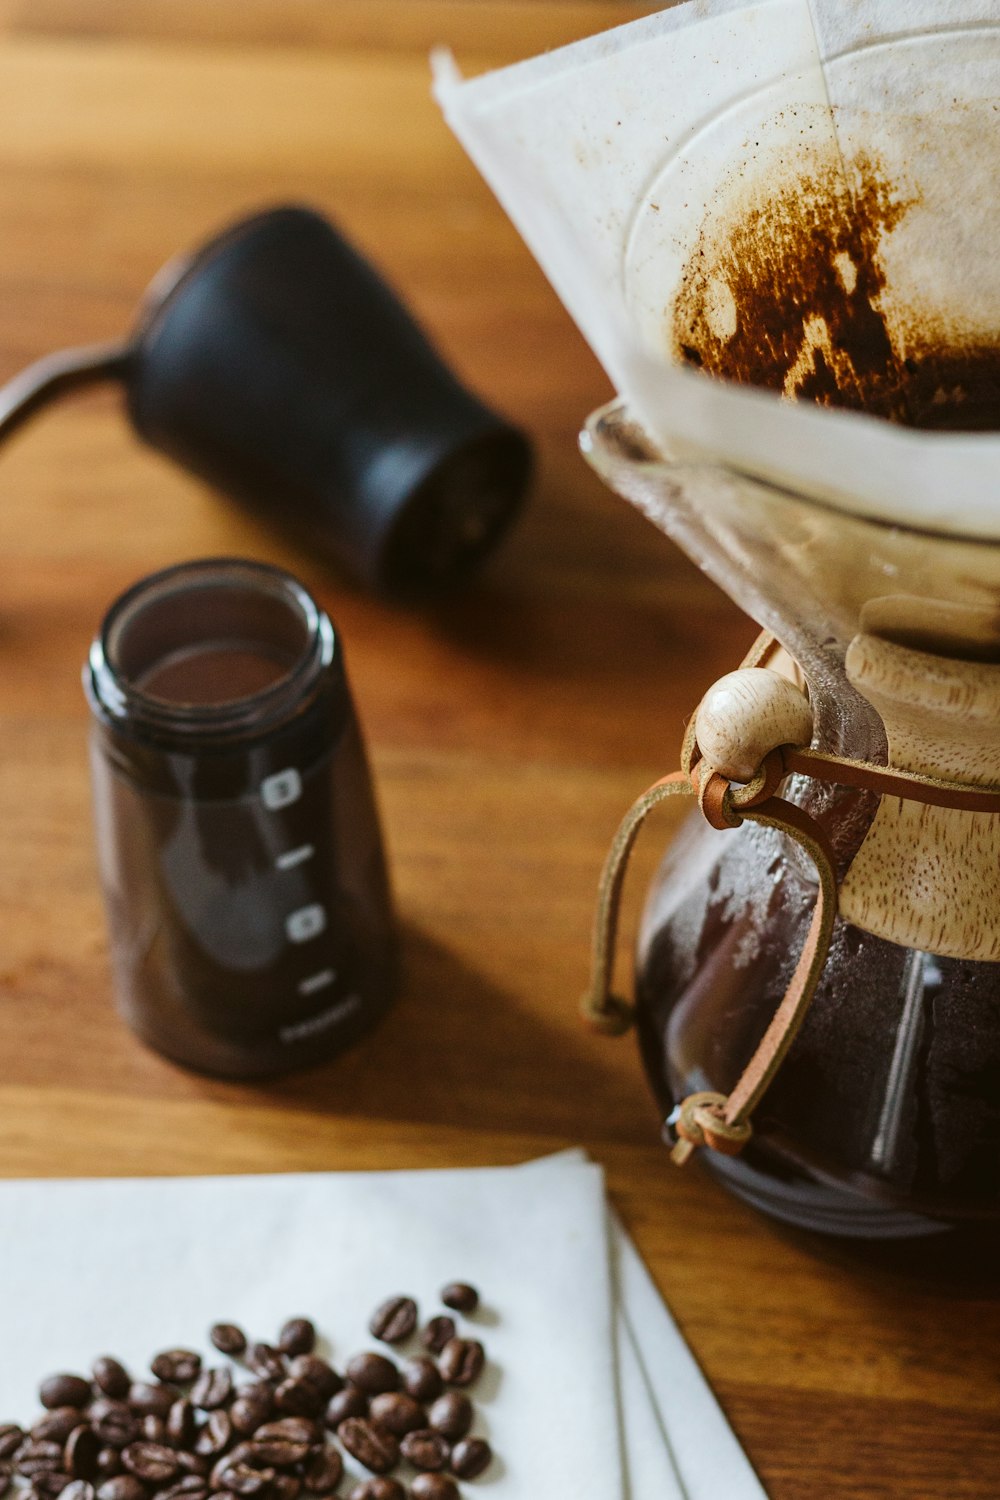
[86,557,336,742]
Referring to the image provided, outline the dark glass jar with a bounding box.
[85,558,397,1078]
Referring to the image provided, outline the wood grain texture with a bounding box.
[840,634,1000,959]
[0,5,997,1498]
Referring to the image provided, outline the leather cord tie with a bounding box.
[580,633,1000,1166]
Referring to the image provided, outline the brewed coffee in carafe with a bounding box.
[584,397,1000,1248]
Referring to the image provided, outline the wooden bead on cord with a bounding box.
[694,668,813,782]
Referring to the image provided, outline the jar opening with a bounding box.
[90,559,334,738]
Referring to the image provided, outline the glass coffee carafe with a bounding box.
[435,0,1000,1254]
[582,400,1000,1245]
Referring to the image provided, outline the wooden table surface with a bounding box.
[0,3,997,1496]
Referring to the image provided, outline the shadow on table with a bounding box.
[254,920,654,1146]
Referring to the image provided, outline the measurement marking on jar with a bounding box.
[298,968,336,997]
[261,768,302,810]
[286,904,327,943]
[276,844,315,871]
[280,994,361,1044]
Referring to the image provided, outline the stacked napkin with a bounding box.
[0,1154,765,1498]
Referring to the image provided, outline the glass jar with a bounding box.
[582,401,1000,1243]
[85,558,397,1078]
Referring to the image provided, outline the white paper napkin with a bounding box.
[0,1164,620,1496]
[0,1159,765,1498]
[611,1214,766,1500]
[525,1152,766,1500]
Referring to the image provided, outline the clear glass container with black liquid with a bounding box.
[85,558,396,1078]
[582,401,1000,1261]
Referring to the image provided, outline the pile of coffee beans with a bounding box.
[0,1287,493,1500]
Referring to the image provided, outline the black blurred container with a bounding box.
[85,558,397,1078]
[127,206,533,596]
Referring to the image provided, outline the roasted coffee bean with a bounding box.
[166,1398,196,1449]
[193,1410,231,1458]
[440,1283,478,1315]
[438,1339,484,1388]
[216,1463,275,1497]
[40,1377,91,1412]
[0,1461,10,1499]
[276,1321,315,1358]
[324,1389,367,1429]
[96,1475,146,1500]
[159,1478,209,1500]
[61,1481,96,1500]
[121,1442,180,1483]
[419,1319,455,1357]
[300,1449,342,1496]
[0,1427,23,1461]
[209,1455,238,1491]
[89,1405,138,1450]
[150,1352,201,1385]
[437,1285,478,1320]
[346,1482,404,1500]
[91,1361,130,1402]
[32,1409,84,1444]
[127,1385,175,1421]
[16,1441,64,1477]
[219,1441,256,1471]
[399,1430,450,1473]
[254,1420,317,1446]
[94,1451,120,1480]
[139,1417,166,1445]
[401,1357,442,1404]
[246,1346,285,1383]
[246,1380,277,1406]
[175,1452,208,1478]
[367,1395,424,1439]
[368,1298,417,1347]
[189,1368,232,1412]
[227,1407,264,1441]
[272,1381,320,1419]
[270,1477,300,1500]
[344,1355,398,1396]
[241,1440,309,1469]
[209,1325,247,1357]
[410,1478,459,1500]
[64,1425,101,1480]
[162,1478,206,1497]
[33,1471,73,1497]
[426,1393,472,1442]
[337,1420,398,1476]
[450,1437,492,1480]
[229,1393,272,1438]
[286,1359,341,1403]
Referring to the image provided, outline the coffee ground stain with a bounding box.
[672,152,1000,432]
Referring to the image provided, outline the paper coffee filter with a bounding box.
[434,0,1000,539]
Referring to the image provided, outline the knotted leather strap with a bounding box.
[668,784,838,1165]
[582,633,1000,1166]
[580,770,695,1039]
[579,758,839,1165]
[783,746,1000,815]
